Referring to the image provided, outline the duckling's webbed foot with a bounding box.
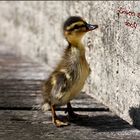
[54,119,69,127]
[51,105,69,127]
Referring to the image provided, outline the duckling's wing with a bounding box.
[51,72,72,100]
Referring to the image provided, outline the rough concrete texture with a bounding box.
[0,1,140,128]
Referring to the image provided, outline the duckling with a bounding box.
[42,16,98,127]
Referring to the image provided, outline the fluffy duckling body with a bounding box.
[42,16,98,127]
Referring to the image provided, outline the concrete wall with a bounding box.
[0,1,140,128]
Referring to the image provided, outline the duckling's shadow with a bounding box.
[68,112,133,132]
[53,112,133,132]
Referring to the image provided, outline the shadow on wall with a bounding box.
[129,106,140,130]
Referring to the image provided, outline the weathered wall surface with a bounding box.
[0,1,140,128]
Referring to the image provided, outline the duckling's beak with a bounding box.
[86,23,98,31]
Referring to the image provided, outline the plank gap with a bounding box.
[0,107,109,112]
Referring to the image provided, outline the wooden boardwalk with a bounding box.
[0,44,140,140]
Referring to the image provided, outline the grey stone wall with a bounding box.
[0,1,140,128]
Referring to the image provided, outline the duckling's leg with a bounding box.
[66,102,82,120]
[66,102,75,117]
[51,105,69,127]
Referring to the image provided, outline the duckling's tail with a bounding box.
[41,103,50,112]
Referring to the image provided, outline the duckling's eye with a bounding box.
[74,25,80,29]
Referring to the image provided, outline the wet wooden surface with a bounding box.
[0,45,140,140]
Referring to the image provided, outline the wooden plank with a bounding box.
[0,79,42,90]
[0,89,108,111]
[0,80,108,110]
[0,110,140,140]
[0,78,108,110]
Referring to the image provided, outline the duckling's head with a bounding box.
[63,16,98,45]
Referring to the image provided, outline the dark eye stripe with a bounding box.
[68,24,85,31]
